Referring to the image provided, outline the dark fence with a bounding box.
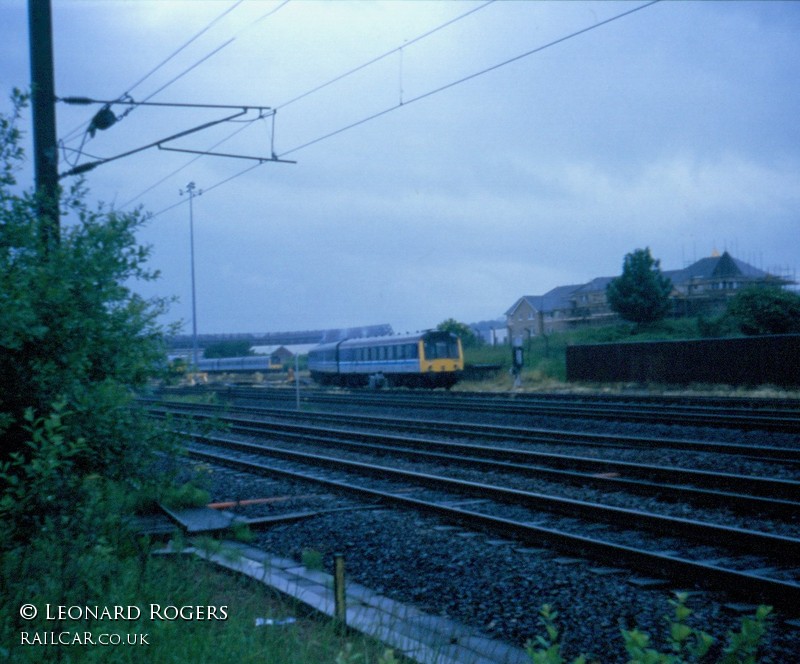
[566,334,800,387]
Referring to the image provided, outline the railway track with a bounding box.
[159,385,800,432]
[145,398,800,462]
[147,397,800,613]
[146,401,800,516]
[185,431,800,613]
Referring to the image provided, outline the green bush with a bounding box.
[525,594,772,664]
[725,286,800,336]
[0,90,174,547]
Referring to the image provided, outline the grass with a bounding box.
[460,319,800,398]
[2,551,402,664]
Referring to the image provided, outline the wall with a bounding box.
[566,334,800,387]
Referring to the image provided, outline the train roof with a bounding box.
[310,330,455,352]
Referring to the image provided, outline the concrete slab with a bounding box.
[161,505,240,533]
[390,614,474,647]
[456,635,531,664]
[191,543,529,664]
[284,566,333,586]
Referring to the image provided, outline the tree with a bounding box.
[726,285,800,336]
[436,318,482,348]
[0,91,171,545]
[606,247,673,325]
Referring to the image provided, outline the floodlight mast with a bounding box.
[180,182,202,369]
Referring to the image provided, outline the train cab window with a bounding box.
[424,337,459,359]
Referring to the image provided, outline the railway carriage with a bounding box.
[308,330,463,388]
[196,355,283,373]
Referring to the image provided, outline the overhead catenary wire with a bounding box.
[60,0,292,152]
[278,0,660,159]
[149,0,661,218]
[121,0,492,210]
[60,0,249,145]
[121,0,246,99]
[118,120,256,209]
[125,0,291,114]
[275,0,496,111]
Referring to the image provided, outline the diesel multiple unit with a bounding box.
[308,330,463,388]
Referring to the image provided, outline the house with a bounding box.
[505,284,584,342]
[506,251,794,338]
[665,251,791,316]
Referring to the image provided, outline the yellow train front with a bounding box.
[308,330,463,388]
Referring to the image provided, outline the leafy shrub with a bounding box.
[525,594,773,664]
[0,90,173,547]
[725,286,800,336]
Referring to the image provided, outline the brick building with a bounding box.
[506,251,794,342]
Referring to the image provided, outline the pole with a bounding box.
[295,353,300,410]
[180,182,201,368]
[28,0,60,249]
[333,553,346,632]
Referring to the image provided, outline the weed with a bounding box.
[525,594,773,664]
[302,548,325,571]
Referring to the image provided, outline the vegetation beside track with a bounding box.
[1,537,401,664]
[461,319,800,398]
[463,319,705,384]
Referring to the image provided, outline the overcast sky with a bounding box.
[3,1,799,335]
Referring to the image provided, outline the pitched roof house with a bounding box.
[506,251,793,338]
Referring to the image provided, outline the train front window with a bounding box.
[423,336,459,359]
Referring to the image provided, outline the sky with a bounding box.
[3,0,799,336]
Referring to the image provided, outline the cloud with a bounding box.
[3,0,799,333]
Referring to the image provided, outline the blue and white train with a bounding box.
[195,355,283,373]
[308,330,463,388]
